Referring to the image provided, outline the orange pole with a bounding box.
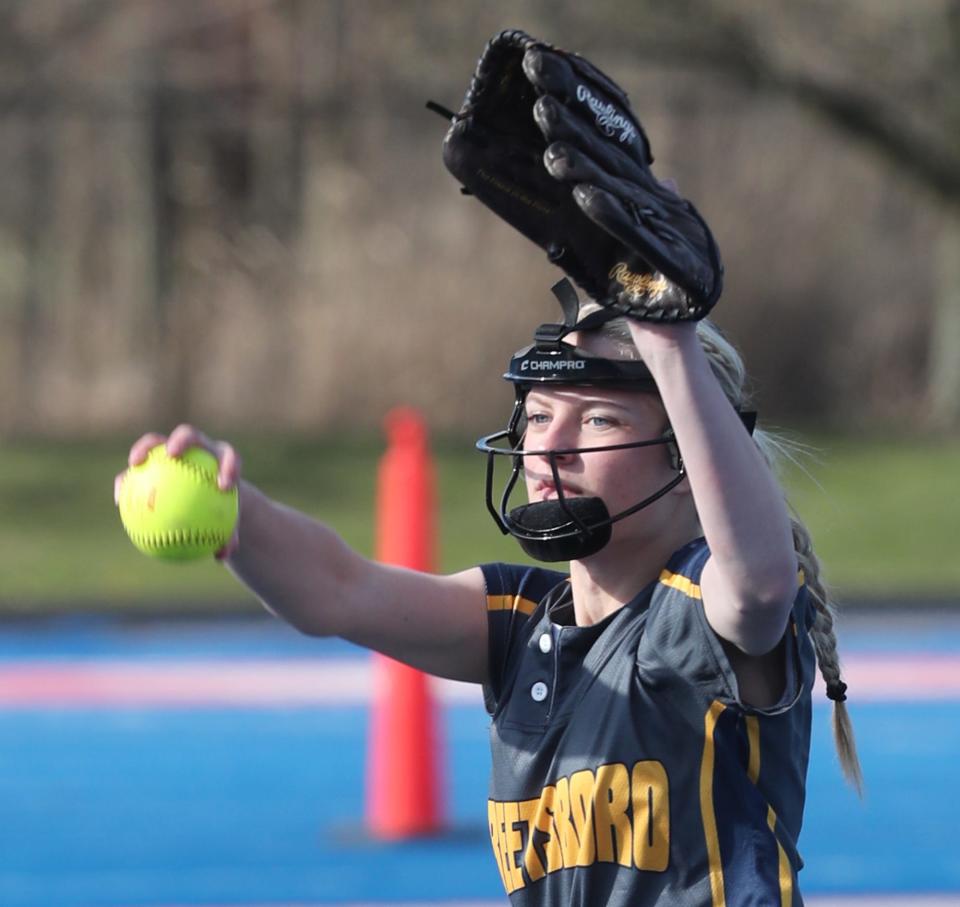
[365,407,443,838]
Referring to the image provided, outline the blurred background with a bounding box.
[1,1,958,905]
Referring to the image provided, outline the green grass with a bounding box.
[0,436,528,613]
[0,434,956,612]
[778,435,960,600]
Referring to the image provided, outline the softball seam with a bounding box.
[146,448,218,488]
[127,527,230,551]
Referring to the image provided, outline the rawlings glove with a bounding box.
[437,29,723,321]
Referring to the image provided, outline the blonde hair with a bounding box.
[601,314,863,793]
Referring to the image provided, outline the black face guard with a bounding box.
[475,279,756,563]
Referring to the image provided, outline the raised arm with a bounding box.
[626,322,798,656]
[118,425,490,683]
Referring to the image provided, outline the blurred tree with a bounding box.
[0,0,955,435]
[565,0,960,428]
[0,0,115,433]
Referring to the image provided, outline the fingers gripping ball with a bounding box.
[118,446,238,560]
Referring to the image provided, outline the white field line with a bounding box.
[0,658,479,706]
[0,653,959,707]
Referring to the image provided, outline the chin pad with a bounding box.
[508,498,612,562]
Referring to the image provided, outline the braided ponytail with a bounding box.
[699,320,863,793]
[791,518,864,794]
[597,314,863,791]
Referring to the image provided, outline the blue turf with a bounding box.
[0,706,499,907]
[803,701,960,892]
[0,615,365,662]
[1,616,959,906]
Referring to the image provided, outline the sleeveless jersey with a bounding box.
[480,537,815,907]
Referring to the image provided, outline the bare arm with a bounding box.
[627,322,798,656]
[119,426,490,683]
[226,482,489,681]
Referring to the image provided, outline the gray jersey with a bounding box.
[481,537,815,906]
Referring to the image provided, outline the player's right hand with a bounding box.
[114,424,243,560]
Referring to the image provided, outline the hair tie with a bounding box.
[826,680,848,703]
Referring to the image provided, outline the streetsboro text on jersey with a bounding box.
[488,759,669,894]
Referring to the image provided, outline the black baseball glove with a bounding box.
[437,29,723,321]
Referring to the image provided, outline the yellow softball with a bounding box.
[117,445,238,561]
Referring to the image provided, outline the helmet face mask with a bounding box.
[479,405,686,561]
[475,279,686,562]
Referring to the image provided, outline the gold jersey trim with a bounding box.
[659,569,702,600]
[745,714,794,907]
[700,700,727,907]
[486,593,538,616]
[659,566,804,603]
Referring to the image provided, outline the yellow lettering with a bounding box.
[534,784,563,874]
[552,776,579,868]
[488,760,670,892]
[495,800,517,891]
[488,800,509,891]
[477,169,556,215]
[503,800,526,891]
[594,762,633,866]
[609,262,671,299]
[631,760,670,871]
[518,798,546,882]
[569,769,597,866]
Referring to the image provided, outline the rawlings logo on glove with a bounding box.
[575,84,638,144]
[437,29,723,322]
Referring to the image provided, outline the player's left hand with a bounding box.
[623,318,698,363]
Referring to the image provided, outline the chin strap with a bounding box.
[534,279,623,352]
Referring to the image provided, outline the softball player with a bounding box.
[121,29,861,905]
[121,281,859,905]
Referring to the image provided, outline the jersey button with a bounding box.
[538,632,553,654]
[530,681,549,702]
